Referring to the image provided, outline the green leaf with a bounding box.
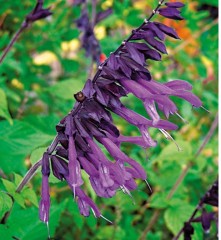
[192,223,204,240]
[47,78,85,100]
[0,191,13,220]
[67,199,84,229]
[1,178,25,208]
[0,120,53,173]
[0,88,12,124]
[62,59,79,73]
[1,179,16,193]
[154,140,193,164]
[14,173,23,186]
[2,174,38,208]
[96,226,126,240]
[22,188,38,207]
[149,192,169,209]
[30,147,47,166]
[1,201,67,240]
[23,114,60,136]
[164,203,195,235]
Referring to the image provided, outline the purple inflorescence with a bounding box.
[39,1,202,223]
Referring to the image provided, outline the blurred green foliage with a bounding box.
[0,0,218,239]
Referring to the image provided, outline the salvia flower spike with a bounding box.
[36,0,203,226]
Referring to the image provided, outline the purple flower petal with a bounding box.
[26,1,52,23]
[41,152,50,176]
[144,22,165,41]
[159,7,184,20]
[139,125,157,147]
[51,155,69,180]
[154,22,180,39]
[65,114,75,136]
[165,2,185,8]
[90,177,116,198]
[94,84,110,106]
[78,156,98,177]
[164,80,193,91]
[112,105,153,127]
[86,138,109,164]
[154,119,178,130]
[125,42,146,65]
[82,79,96,98]
[100,119,120,137]
[143,30,167,54]
[77,197,90,217]
[99,163,114,188]
[144,49,162,61]
[193,211,215,233]
[124,158,147,180]
[107,53,119,70]
[118,135,151,148]
[173,90,202,107]
[39,175,50,223]
[125,178,137,190]
[68,135,84,191]
[201,212,215,232]
[153,95,177,118]
[138,79,174,95]
[116,160,132,181]
[119,79,152,100]
[143,99,160,125]
[76,188,101,217]
[98,137,127,161]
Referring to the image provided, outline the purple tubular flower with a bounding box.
[131,31,167,54]
[154,22,180,39]
[192,211,215,233]
[39,176,50,223]
[68,135,84,196]
[139,125,157,147]
[75,8,101,64]
[112,104,177,130]
[39,152,50,223]
[99,163,114,188]
[119,79,159,122]
[165,2,185,8]
[76,188,101,217]
[164,80,193,91]
[26,1,52,23]
[97,137,147,180]
[120,78,202,119]
[51,155,69,180]
[90,176,116,198]
[41,152,50,176]
[117,135,149,148]
[158,7,184,20]
[203,180,218,207]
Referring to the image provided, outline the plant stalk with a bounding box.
[16,135,59,193]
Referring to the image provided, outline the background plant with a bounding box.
[0,0,218,239]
